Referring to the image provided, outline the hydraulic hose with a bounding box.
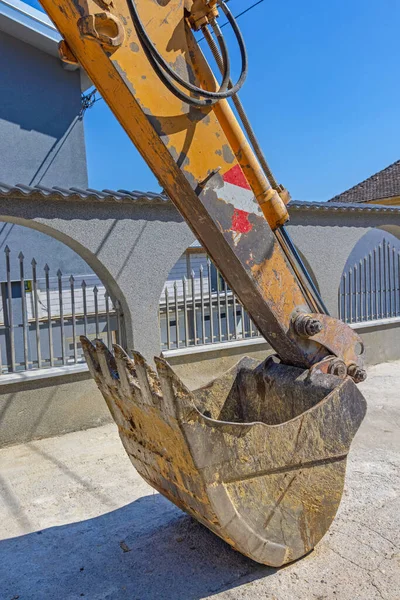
[128,0,248,107]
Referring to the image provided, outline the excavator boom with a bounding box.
[40,0,367,566]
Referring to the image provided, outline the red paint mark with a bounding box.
[223,164,251,190]
[231,209,253,233]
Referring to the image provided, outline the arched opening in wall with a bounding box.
[159,244,262,351]
[0,223,123,374]
[339,225,400,324]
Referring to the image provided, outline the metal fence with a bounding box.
[159,259,261,350]
[0,246,122,374]
[339,238,400,323]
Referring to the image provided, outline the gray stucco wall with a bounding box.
[0,30,87,188]
[0,371,111,447]
[287,208,400,317]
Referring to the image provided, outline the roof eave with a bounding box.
[290,200,400,214]
[365,197,400,206]
[0,0,91,90]
[1,183,400,214]
[0,0,60,56]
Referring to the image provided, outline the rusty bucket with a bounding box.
[81,337,366,567]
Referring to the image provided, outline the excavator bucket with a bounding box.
[81,337,366,567]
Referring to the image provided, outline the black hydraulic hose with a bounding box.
[212,0,248,98]
[129,31,218,108]
[129,0,230,99]
[128,0,248,106]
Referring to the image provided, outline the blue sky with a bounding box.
[32,0,399,201]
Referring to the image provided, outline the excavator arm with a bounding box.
[40,0,367,566]
[48,0,365,376]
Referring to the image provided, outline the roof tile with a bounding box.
[329,160,400,203]
[0,183,400,215]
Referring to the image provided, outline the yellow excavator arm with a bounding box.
[46,0,365,376]
[40,0,367,566]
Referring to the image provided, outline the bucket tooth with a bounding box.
[80,336,123,424]
[113,344,140,398]
[95,339,119,389]
[109,344,143,430]
[154,356,199,422]
[80,336,102,383]
[131,350,162,408]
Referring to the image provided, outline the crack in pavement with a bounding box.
[326,545,370,572]
[368,575,386,600]
[349,519,400,550]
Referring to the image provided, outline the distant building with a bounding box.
[329,160,400,206]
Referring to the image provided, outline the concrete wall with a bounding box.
[168,321,400,390]
[167,341,273,390]
[1,316,396,449]
[0,371,111,448]
[0,30,87,189]
[0,317,398,448]
[356,321,400,366]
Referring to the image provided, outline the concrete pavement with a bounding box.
[0,361,399,599]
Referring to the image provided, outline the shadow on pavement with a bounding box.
[0,493,274,600]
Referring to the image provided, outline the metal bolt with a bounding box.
[347,364,367,383]
[305,318,323,336]
[293,314,323,338]
[328,359,347,378]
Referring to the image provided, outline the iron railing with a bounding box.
[159,259,261,350]
[0,246,122,374]
[339,238,400,323]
